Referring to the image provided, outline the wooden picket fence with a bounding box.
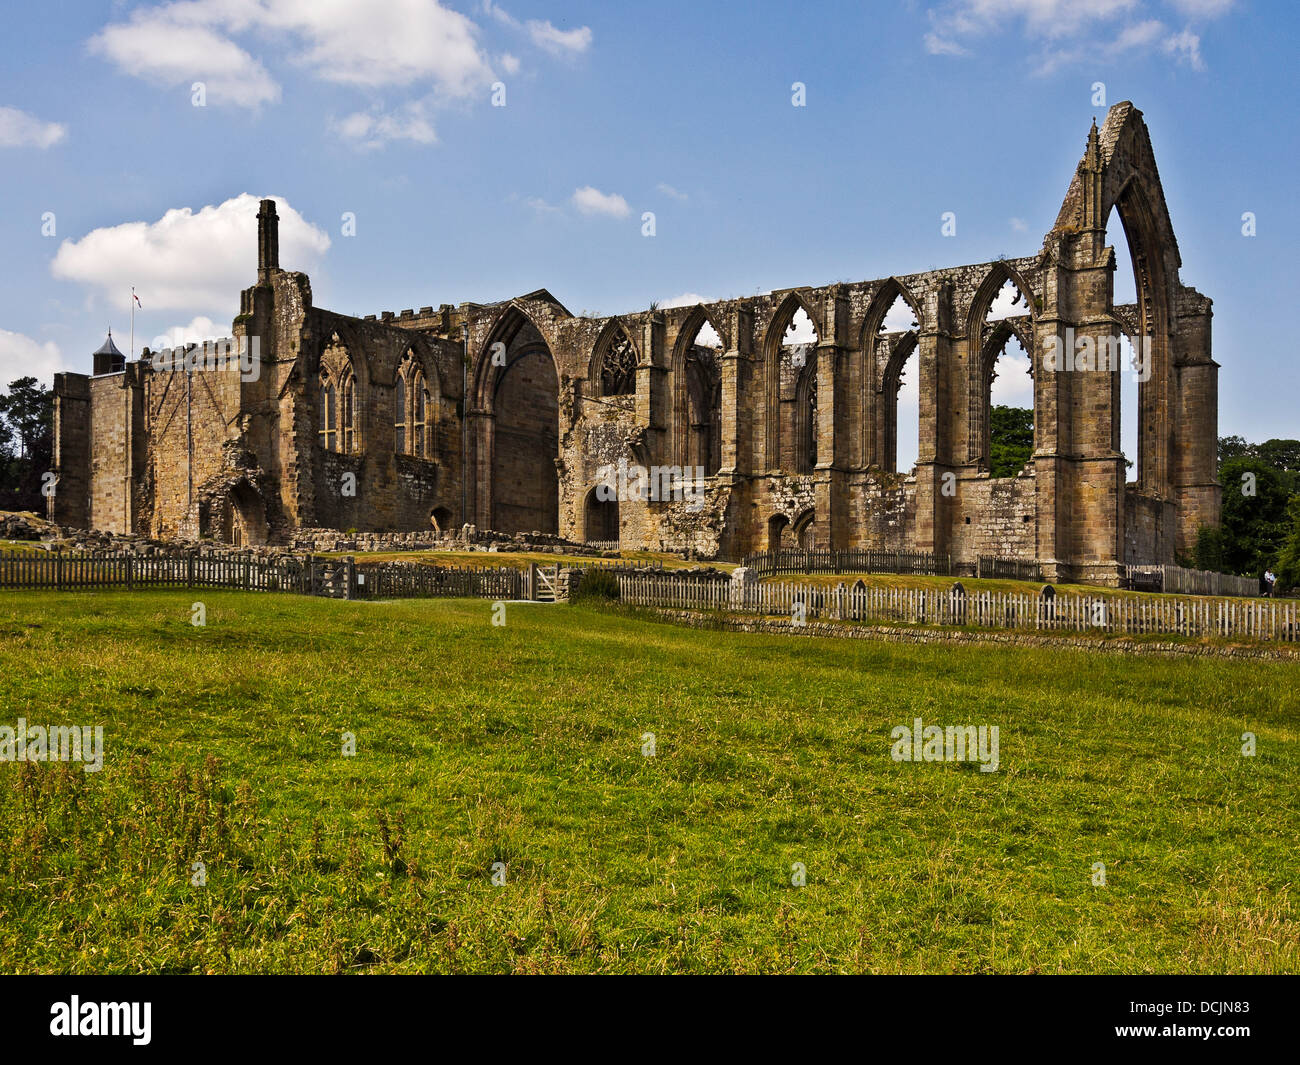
[743,548,951,577]
[617,573,1300,643]
[0,549,667,602]
[356,563,522,600]
[978,556,1043,581]
[0,550,314,593]
[614,572,732,610]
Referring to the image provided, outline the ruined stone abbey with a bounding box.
[51,102,1220,584]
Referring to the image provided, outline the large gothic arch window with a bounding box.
[977,277,1036,476]
[319,333,359,454]
[395,349,433,458]
[766,297,820,472]
[1108,203,1142,487]
[873,293,921,473]
[675,311,723,476]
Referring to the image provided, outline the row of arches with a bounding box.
[466,154,1176,542]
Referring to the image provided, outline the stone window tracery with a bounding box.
[601,332,637,396]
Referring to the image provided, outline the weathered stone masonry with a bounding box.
[51,103,1219,584]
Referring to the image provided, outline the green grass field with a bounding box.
[0,589,1296,973]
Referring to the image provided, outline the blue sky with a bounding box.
[1,0,1296,457]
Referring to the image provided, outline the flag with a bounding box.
[132,288,142,309]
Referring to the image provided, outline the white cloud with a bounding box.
[0,106,66,149]
[89,13,280,108]
[527,20,592,56]
[263,0,494,91]
[1165,0,1233,16]
[660,293,712,308]
[0,330,68,387]
[882,297,919,333]
[925,0,1225,72]
[483,2,592,56]
[150,315,225,351]
[1114,18,1166,49]
[572,186,630,218]
[333,102,438,150]
[1162,27,1205,69]
[50,194,331,320]
[500,53,521,75]
[90,0,497,108]
[1010,217,1029,232]
[785,308,817,344]
[990,343,1035,407]
[924,32,970,55]
[987,281,1029,320]
[656,183,688,201]
[524,196,561,214]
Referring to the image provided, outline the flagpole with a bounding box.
[130,286,134,361]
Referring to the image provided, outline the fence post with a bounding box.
[345,556,355,600]
[188,551,195,589]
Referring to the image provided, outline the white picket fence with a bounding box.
[617,574,1300,643]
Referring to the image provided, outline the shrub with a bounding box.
[572,568,620,602]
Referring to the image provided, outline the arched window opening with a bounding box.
[797,351,819,474]
[394,374,406,454]
[319,382,337,451]
[876,294,919,474]
[675,311,724,476]
[413,379,427,458]
[601,330,637,397]
[982,278,1035,477]
[341,374,356,454]
[777,305,819,473]
[1108,205,1141,485]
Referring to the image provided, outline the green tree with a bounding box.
[0,377,54,512]
[1217,434,1251,467]
[1218,457,1290,577]
[1275,496,1300,592]
[1253,439,1300,495]
[989,405,1033,478]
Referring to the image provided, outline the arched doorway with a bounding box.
[768,514,789,551]
[230,481,268,546]
[792,509,816,550]
[584,488,619,544]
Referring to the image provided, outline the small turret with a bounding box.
[92,330,125,375]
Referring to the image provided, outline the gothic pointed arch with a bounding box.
[856,278,923,470]
[318,331,360,454]
[670,305,727,473]
[762,291,823,472]
[589,319,641,398]
[394,346,435,458]
[468,303,561,535]
[966,263,1039,468]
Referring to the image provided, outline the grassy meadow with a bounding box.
[0,589,1296,973]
